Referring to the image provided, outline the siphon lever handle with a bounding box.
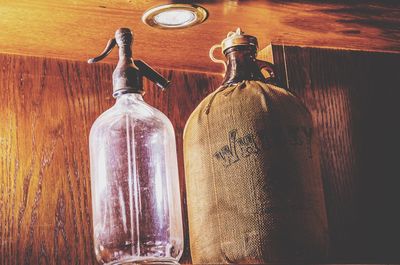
[134,60,170,90]
[87,38,117,64]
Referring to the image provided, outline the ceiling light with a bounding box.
[142,4,208,29]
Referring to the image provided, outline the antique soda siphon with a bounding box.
[88,28,183,265]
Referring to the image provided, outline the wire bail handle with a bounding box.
[209,30,240,72]
[209,44,227,72]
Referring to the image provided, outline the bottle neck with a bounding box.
[115,92,143,104]
[117,44,132,64]
[222,46,264,86]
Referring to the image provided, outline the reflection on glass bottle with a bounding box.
[88,28,183,265]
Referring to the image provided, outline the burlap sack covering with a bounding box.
[183,81,329,264]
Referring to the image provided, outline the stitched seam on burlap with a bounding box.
[206,101,225,262]
[204,86,225,115]
[205,82,243,115]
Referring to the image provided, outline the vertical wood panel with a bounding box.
[0,53,222,264]
[262,45,400,262]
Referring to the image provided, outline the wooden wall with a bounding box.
[0,53,221,264]
[1,46,400,264]
[263,45,400,263]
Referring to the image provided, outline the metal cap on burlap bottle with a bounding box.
[221,28,258,53]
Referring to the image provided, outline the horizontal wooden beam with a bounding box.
[0,0,399,72]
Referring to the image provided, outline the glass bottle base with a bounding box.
[105,257,179,265]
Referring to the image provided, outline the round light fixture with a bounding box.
[142,4,208,29]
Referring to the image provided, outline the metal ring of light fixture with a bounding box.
[142,4,208,29]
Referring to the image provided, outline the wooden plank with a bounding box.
[261,44,400,262]
[0,52,222,264]
[0,0,399,72]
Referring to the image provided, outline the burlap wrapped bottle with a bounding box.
[183,29,329,264]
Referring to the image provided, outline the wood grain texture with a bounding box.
[0,52,222,265]
[0,0,399,72]
[261,44,400,263]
